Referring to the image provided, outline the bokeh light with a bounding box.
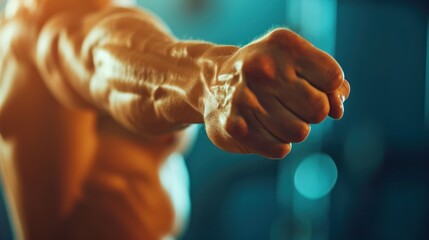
[294,153,338,200]
[0,1,5,12]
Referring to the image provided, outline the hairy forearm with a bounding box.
[36,6,238,134]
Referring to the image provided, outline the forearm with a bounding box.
[90,37,238,134]
[36,6,238,134]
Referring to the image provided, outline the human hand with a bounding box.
[204,29,350,158]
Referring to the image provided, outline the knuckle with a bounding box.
[307,91,325,106]
[309,98,330,123]
[266,28,305,51]
[324,64,344,92]
[242,53,270,71]
[292,123,311,143]
[242,54,277,84]
[267,28,297,43]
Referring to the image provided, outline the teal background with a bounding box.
[1,0,429,239]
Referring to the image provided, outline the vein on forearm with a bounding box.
[37,7,239,134]
[91,43,205,130]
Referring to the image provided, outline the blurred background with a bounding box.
[1,0,429,239]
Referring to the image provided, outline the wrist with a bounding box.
[195,44,239,118]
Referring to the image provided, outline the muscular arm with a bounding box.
[36,5,237,134]
[1,1,350,239]
[35,1,350,158]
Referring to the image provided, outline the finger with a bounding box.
[225,114,292,159]
[328,80,350,119]
[328,93,344,119]
[264,28,311,54]
[225,93,293,159]
[275,76,330,124]
[339,79,351,102]
[295,46,344,93]
[250,94,311,143]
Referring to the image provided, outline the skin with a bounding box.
[0,0,350,239]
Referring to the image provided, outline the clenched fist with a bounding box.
[0,2,351,239]
[204,29,350,158]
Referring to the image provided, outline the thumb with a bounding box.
[328,80,350,119]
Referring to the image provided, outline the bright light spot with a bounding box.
[115,0,136,7]
[218,73,234,82]
[160,153,191,233]
[294,153,338,199]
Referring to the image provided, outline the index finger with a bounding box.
[295,46,345,93]
[263,29,344,93]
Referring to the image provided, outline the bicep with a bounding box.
[35,6,174,109]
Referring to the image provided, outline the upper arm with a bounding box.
[35,6,174,109]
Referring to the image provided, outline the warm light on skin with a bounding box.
[0,0,349,239]
[0,136,24,240]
